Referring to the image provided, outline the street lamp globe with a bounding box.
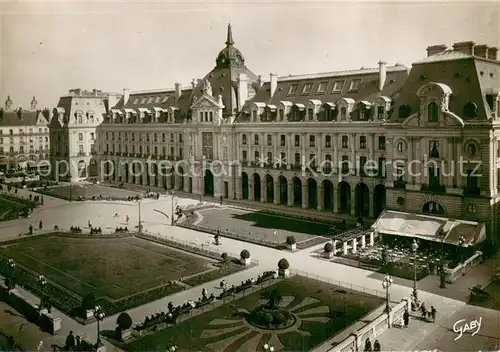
[269,347,275,352]
[263,344,269,350]
[412,239,418,253]
[8,259,15,269]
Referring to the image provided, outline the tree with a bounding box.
[286,236,296,245]
[324,243,334,252]
[240,249,250,259]
[116,312,133,330]
[278,258,290,270]
[81,293,96,311]
[260,289,283,309]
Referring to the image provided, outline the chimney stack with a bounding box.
[30,96,38,111]
[191,79,196,89]
[474,45,488,58]
[5,95,12,110]
[378,61,387,91]
[426,44,447,57]
[488,47,498,60]
[92,89,98,96]
[269,73,278,98]
[174,82,182,103]
[237,73,249,111]
[452,41,475,55]
[123,88,130,105]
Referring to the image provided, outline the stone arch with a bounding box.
[152,163,159,187]
[278,175,287,205]
[178,166,185,190]
[170,167,175,189]
[88,159,98,177]
[422,201,445,215]
[307,178,317,209]
[373,184,386,218]
[338,181,351,214]
[78,160,87,178]
[292,177,302,206]
[266,174,274,203]
[103,160,114,181]
[241,172,249,200]
[204,169,214,196]
[252,173,261,201]
[355,183,370,218]
[122,162,129,182]
[322,180,334,211]
[58,161,68,180]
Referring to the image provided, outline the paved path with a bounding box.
[0,187,499,351]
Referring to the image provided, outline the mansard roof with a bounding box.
[236,65,409,122]
[0,109,48,127]
[389,55,500,123]
[119,88,194,116]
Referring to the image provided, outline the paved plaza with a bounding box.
[0,185,499,351]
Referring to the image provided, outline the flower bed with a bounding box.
[182,260,247,287]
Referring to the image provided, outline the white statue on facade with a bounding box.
[203,79,213,96]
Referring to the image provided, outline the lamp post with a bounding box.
[458,234,465,263]
[7,259,16,290]
[168,345,178,352]
[37,275,47,310]
[412,239,419,302]
[263,343,275,352]
[93,305,105,347]
[382,274,393,313]
[68,173,72,202]
[170,191,177,226]
[137,199,143,234]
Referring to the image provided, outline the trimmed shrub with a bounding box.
[240,249,250,259]
[278,258,290,270]
[324,242,334,252]
[286,236,296,245]
[116,312,133,330]
[221,252,228,262]
[81,293,96,311]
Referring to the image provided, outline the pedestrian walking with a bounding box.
[431,306,436,323]
[421,303,427,319]
[126,215,130,224]
[373,340,381,352]
[403,308,409,327]
[65,330,75,351]
[39,220,43,230]
[364,337,372,352]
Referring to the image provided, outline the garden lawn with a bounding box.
[0,234,217,315]
[125,275,384,352]
[470,280,500,311]
[36,184,140,201]
[0,196,30,221]
[198,208,332,244]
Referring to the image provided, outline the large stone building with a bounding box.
[0,96,50,172]
[92,26,500,245]
[49,89,121,181]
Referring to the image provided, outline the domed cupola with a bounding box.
[215,23,246,69]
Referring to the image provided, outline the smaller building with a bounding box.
[49,88,121,181]
[0,96,50,172]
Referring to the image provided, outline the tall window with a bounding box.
[280,134,286,146]
[466,169,480,194]
[309,153,316,167]
[267,152,273,166]
[428,102,438,122]
[378,157,386,177]
[294,153,301,165]
[294,135,300,147]
[254,151,260,162]
[309,135,315,147]
[267,134,272,146]
[341,155,349,174]
[242,134,247,145]
[341,135,349,149]
[325,135,331,148]
[359,156,367,176]
[242,150,247,162]
[254,134,259,145]
[378,136,386,150]
[428,167,440,187]
[359,136,366,149]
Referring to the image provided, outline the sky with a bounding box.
[0,1,499,109]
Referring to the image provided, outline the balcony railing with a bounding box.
[394,179,407,190]
[421,183,446,193]
[463,186,481,196]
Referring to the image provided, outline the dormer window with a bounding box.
[398,104,411,119]
[307,108,314,120]
[427,102,438,122]
[147,97,154,104]
[287,84,299,96]
[348,79,361,92]
[162,96,169,103]
[340,107,347,120]
[463,102,478,120]
[317,82,328,94]
[278,109,285,121]
[332,81,345,93]
[302,83,313,95]
[155,96,161,103]
[252,110,258,121]
[321,103,336,121]
[377,106,385,119]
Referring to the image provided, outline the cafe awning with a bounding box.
[372,210,486,247]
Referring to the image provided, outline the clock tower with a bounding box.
[215,23,246,69]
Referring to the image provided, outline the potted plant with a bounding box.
[324,242,334,258]
[81,293,96,319]
[277,258,290,278]
[286,236,296,251]
[116,312,133,341]
[240,249,251,266]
